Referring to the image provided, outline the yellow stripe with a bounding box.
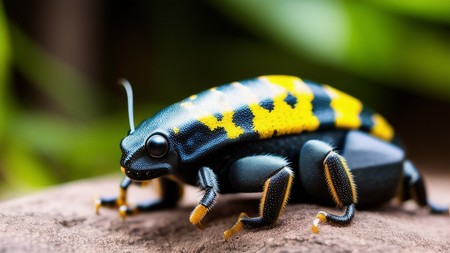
[338,155,358,204]
[323,85,362,129]
[260,168,293,221]
[278,169,294,220]
[371,113,394,141]
[260,178,271,216]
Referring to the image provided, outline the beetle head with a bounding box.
[118,79,178,181]
[120,128,179,181]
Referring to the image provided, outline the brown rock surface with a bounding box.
[0,168,449,253]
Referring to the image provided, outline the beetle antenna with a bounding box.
[119,79,135,134]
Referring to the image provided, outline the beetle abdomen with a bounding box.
[159,75,393,162]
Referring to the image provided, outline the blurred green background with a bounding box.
[0,0,449,199]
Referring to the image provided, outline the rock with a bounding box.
[0,172,449,253]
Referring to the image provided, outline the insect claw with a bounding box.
[223,212,248,240]
[311,218,321,234]
[311,211,327,234]
[94,198,102,215]
[189,204,208,226]
[195,222,204,230]
[119,205,128,221]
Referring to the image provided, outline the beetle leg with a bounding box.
[95,176,132,215]
[299,140,358,234]
[189,167,219,228]
[401,160,449,214]
[120,176,184,219]
[224,155,293,240]
[96,176,183,220]
[312,150,357,233]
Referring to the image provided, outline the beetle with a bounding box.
[96,75,449,240]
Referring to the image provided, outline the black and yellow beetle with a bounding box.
[96,75,448,240]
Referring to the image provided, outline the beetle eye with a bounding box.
[145,134,169,158]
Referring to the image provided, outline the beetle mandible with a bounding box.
[96,75,449,240]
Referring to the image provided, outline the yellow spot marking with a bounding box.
[371,113,394,141]
[181,89,244,139]
[189,94,197,100]
[186,76,320,140]
[323,153,343,207]
[173,127,180,134]
[323,85,362,129]
[197,111,244,139]
[189,204,208,225]
[338,155,358,204]
[260,178,271,216]
[234,76,320,139]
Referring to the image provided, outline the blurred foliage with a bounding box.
[0,1,9,139]
[366,0,450,23]
[0,1,12,196]
[0,1,449,199]
[11,26,99,119]
[214,0,450,99]
[0,2,126,198]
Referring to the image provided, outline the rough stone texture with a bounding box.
[0,167,449,253]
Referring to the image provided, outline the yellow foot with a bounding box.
[224,212,248,240]
[117,189,127,206]
[94,198,102,215]
[119,205,128,221]
[189,204,208,229]
[311,211,327,234]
